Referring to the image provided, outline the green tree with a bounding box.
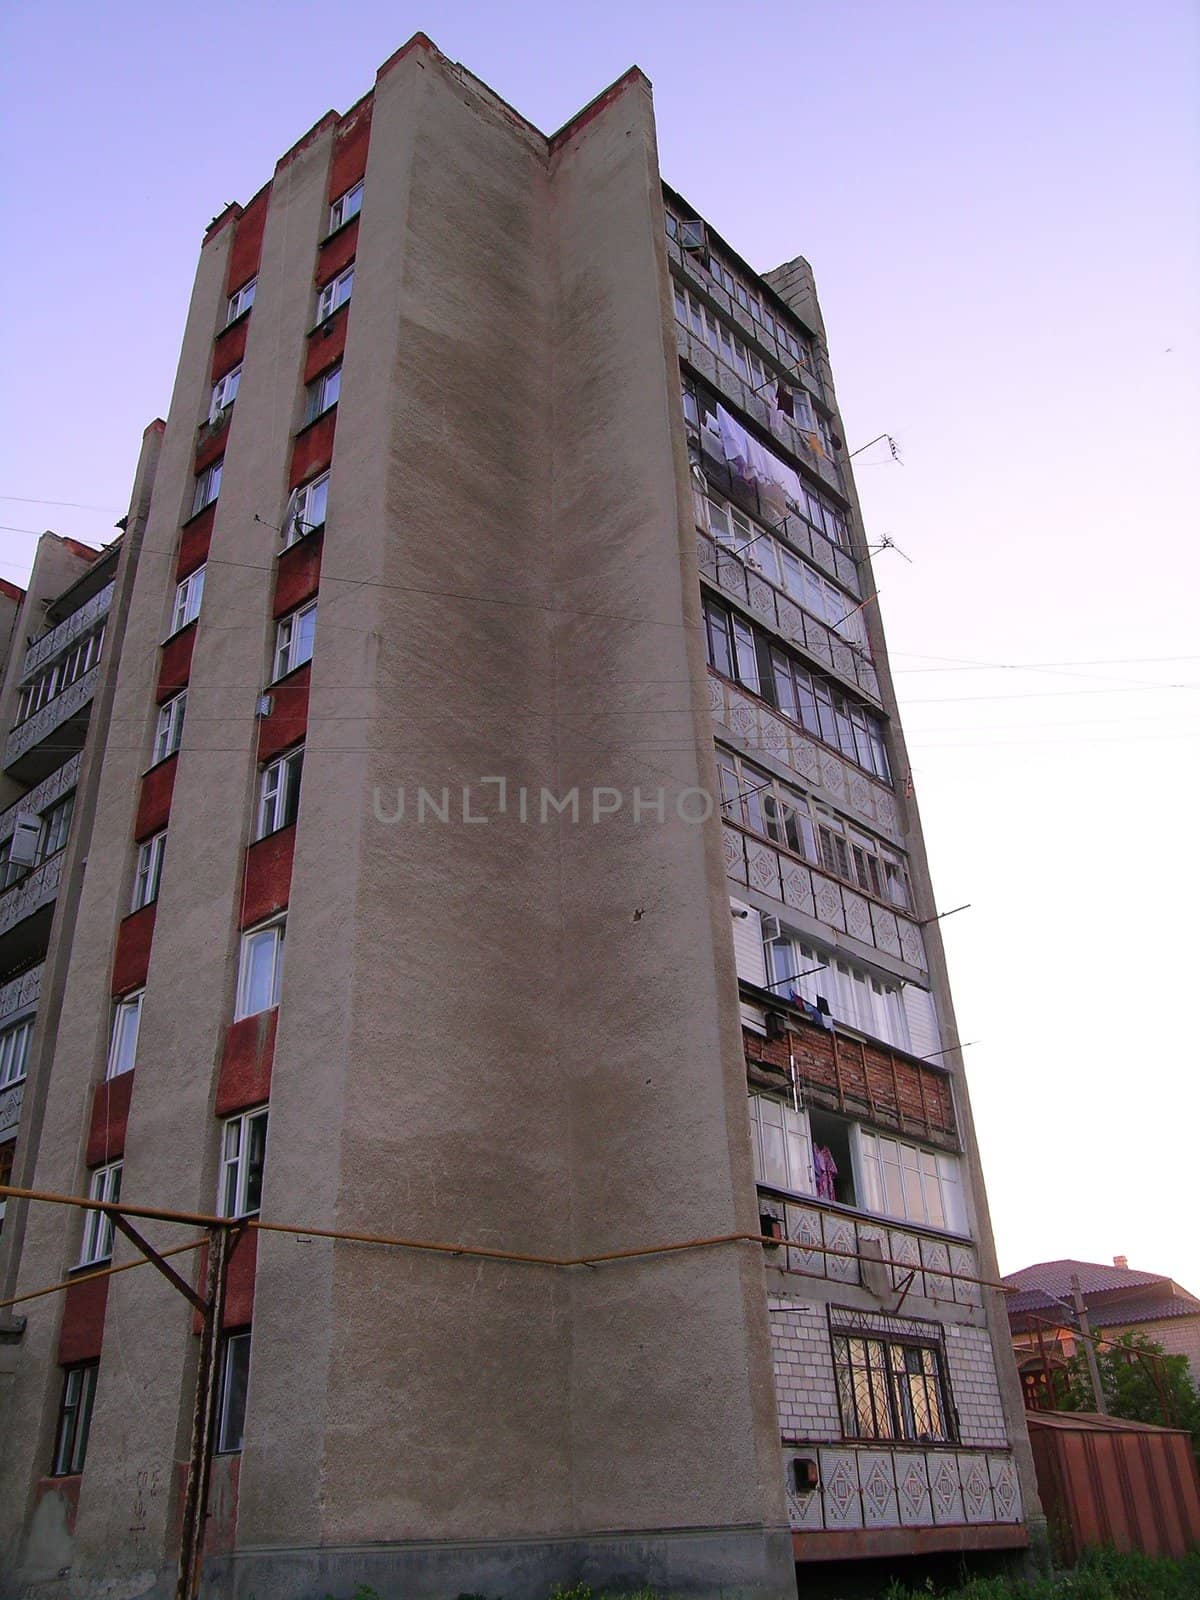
[1058,1330,1200,1462]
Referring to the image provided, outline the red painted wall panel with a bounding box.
[288,411,336,489]
[240,827,295,930]
[57,1275,109,1365]
[135,755,178,842]
[175,505,215,581]
[216,1011,277,1117]
[86,1070,134,1166]
[156,625,196,703]
[112,906,155,996]
[224,1230,258,1329]
[302,310,348,385]
[257,665,309,762]
[191,1230,258,1335]
[194,420,228,476]
[273,533,322,619]
[327,98,373,201]
[33,1475,82,1532]
[316,215,358,285]
[211,318,248,382]
[225,187,270,296]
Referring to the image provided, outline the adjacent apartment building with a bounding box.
[0,36,1041,1599]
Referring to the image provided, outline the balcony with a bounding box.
[756,1187,976,1305]
[4,666,99,781]
[0,853,63,969]
[709,676,902,845]
[0,754,81,852]
[676,320,846,500]
[22,581,114,680]
[723,820,926,974]
[698,530,881,704]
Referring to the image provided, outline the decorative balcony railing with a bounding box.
[756,1190,976,1305]
[723,821,926,973]
[22,581,114,680]
[4,666,99,768]
[0,755,81,850]
[0,853,63,938]
[783,1442,1023,1536]
[0,963,42,1023]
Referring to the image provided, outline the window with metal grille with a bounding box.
[831,1321,954,1443]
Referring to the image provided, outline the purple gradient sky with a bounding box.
[2,2,1198,1282]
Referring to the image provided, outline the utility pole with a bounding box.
[1070,1273,1108,1415]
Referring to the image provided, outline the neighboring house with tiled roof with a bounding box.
[1004,1257,1200,1404]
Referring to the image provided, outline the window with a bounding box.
[672,285,768,391]
[226,278,256,325]
[170,568,205,635]
[215,1330,252,1452]
[303,364,341,426]
[832,1321,953,1443]
[235,921,284,1019]
[857,1132,966,1234]
[765,929,910,1054]
[209,366,241,422]
[283,473,329,548]
[770,644,891,781]
[272,601,316,681]
[79,1162,122,1266]
[51,1362,99,1475]
[37,794,74,863]
[316,265,353,323]
[106,991,143,1080]
[748,1093,813,1195]
[131,832,166,912]
[152,691,187,764]
[257,747,303,839]
[191,460,222,516]
[219,1107,267,1218]
[702,595,759,693]
[0,1017,33,1088]
[328,180,363,233]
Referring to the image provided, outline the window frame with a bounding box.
[302,364,341,427]
[256,746,303,840]
[219,1106,268,1219]
[51,1361,99,1476]
[131,831,166,912]
[271,601,317,682]
[235,920,285,1020]
[225,278,256,326]
[283,473,329,549]
[315,265,354,324]
[327,181,363,234]
[152,691,187,765]
[169,568,206,637]
[191,460,223,517]
[856,1129,966,1235]
[78,1162,123,1267]
[208,365,242,423]
[215,1329,252,1453]
[36,794,74,865]
[0,1016,33,1089]
[747,1092,814,1197]
[106,990,143,1080]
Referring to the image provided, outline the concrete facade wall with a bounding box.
[0,40,794,1600]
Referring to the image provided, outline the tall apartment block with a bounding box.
[0,36,1042,1600]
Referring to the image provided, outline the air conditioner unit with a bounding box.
[761,914,783,942]
[8,814,41,868]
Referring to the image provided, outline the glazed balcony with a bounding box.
[21,581,114,680]
[5,667,99,782]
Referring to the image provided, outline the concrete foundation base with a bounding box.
[198,1525,798,1600]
